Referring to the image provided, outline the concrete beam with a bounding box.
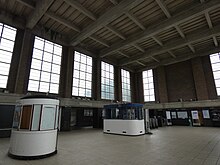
[205,11,213,28]
[64,0,97,21]
[26,0,54,29]
[89,35,110,47]
[120,25,220,66]
[109,0,118,5]
[136,61,146,66]
[100,0,220,57]
[213,36,218,47]
[175,25,185,38]
[125,12,146,30]
[132,43,145,53]
[70,0,145,46]
[155,0,171,18]
[15,0,35,9]
[45,11,81,32]
[138,46,220,72]
[105,25,126,40]
[152,36,163,46]
[167,50,176,58]
[188,44,195,53]
[117,50,130,58]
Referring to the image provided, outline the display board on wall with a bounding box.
[177,111,188,119]
[202,110,210,119]
[191,111,199,119]
[166,111,171,119]
[171,112,177,119]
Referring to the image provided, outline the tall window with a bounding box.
[121,69,131,102]
[0,23,17,88]
[210,53,220,95]
[28,36,62,94]
[72,51,92,97]
[143,70,155,102]
[101,62,114,100]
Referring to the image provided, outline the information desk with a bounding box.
[103,103,145,136]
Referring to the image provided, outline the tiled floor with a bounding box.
[1,126,220,165]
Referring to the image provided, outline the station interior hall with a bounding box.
[1,0,220,165]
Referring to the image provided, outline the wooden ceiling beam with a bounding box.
[26,0,54,29]
[125,12,146,30]
[155,0,171,18]
[100,0,220,57]
[70,0,145,46]
[105,25,126,40]
[64,0,97,21]
[120,24,220,66]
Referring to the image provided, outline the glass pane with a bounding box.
[2,27,16,41]
[73,78,79,87]
[32,48,43,60]
[42,61,51,72]
[40,71,50,82]
[49,83,59,94]
[0,50,12,63]
[53,55,61,64]
[39,82,49,92]
[34,38,44,50]
[43,52,53,62]
[31,105,41,131]
[31,59,42,70]
[52,64,60,74]
[54,46,62,55]
[29,69,40,80]
[51,74,59,83]
[44,41,54,53]
[28,80,39,91]
[40,105,56,130]
[0,38,14,52]
[0,75,8,88]
[0,63,10,75]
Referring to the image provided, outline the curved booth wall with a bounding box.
[8,96,60,159]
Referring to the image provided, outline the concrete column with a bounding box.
[14,29,35,94]
[202,56,217,99]
[130,72,144,103]
[59,46,74,98]
[154,66,168,103]
[92,57,101,100]
[7,29,24,93]
[114,66,122,102]
[191,57,209,100]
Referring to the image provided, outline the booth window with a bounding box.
[72,51,92,97]
[0,23,17,88]
[20,105,32,129]
[101,62,114,100]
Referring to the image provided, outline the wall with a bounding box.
[154,56,218,103]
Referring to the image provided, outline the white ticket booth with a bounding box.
[8,95,60,159]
